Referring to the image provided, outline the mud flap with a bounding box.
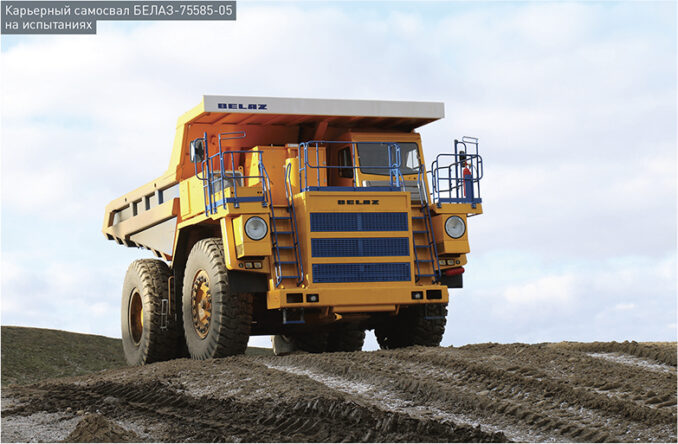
[160,299,169,330]
[439,273,463,288]
[271,335,296,356]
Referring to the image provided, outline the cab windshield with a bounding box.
[357,142,420,176]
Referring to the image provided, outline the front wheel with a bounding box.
[375,303,447,350]
[288,331,329,353]
[326,324,365,352]
[182,238,252,359]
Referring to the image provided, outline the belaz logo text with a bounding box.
[337,200,379,205]
[218,103,268,110]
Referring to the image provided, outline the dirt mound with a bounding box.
[2,341,675,443]
[63,414,140,443]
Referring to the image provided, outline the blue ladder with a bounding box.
[270,164,303,287]
[412,167,440,282]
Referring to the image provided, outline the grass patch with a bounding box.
[1,326,127,387]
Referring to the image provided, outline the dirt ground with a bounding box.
[2,341,676,443]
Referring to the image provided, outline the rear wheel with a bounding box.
[121,259,179,365]
[375,303,447,349]
[182,238,252,359]
[326,324,365,352]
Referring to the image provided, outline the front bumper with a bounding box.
[267,283,449,313]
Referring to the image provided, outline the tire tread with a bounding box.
[182,238,252,359]
[375,303,447,350]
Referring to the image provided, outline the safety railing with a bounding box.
[430,137,483,208]
[192,131,271,214]
[298,140,404,192]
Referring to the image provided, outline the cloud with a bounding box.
[1,251,129,337]
[613,303,635,311]
[445,252,677,345]
[504,274,575,306]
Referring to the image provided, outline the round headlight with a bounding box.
[445,216,465,239]
[245,216,268,240]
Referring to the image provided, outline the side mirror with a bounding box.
[458,150,467,164]
[190,139,205,163]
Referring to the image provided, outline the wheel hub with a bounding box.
[129,290,143,345]
[191,270,212,339]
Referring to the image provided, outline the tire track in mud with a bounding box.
[3,375,506,442]
[263,352,593,442]
[551,341,677,366]
[263,362,542,443]
[415,347,676,422]
[447,343,676,409]
[259,345,676,443]
[2,342,675,443]
[404,348,676,441]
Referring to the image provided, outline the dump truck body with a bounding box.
[104,96,484,363]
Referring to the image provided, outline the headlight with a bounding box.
[245,216,268,240]
[445,216,465,239]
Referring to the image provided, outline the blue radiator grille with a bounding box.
[312,238,409,257]
[310,212,408,232]
[312,263,411,283]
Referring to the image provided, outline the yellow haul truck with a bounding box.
[103,96,484,364]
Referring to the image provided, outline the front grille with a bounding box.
[310,212,408,232]
[311,238,409,257]
[312,263,411,283]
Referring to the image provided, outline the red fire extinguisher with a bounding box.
[462,162,473,198]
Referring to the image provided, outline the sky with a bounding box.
[1,1,676,351]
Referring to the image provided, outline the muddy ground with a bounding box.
[2,341,676,442]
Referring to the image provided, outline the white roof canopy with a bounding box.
[191,95,444,130]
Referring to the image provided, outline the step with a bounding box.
[414,245,430,249]
[416,273,436,277]
[275,261,298,265]
[275,246,296,250]
[273,215,291,220]
[278,275,301,279]
[273,231,293,235]
[415,259,434,263]
[413,230,429,234]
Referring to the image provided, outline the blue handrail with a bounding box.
[430,137,483,207]
[297,140,405,191]
[191,131,271,214]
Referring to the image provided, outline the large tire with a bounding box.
[326,324,365,352]
[375,303,447,350]
[121,259,179,366]
[289,331,329,353]
[182,238,252,359]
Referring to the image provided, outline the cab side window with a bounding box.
[405,148,420,170]
[338,147,354,178]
